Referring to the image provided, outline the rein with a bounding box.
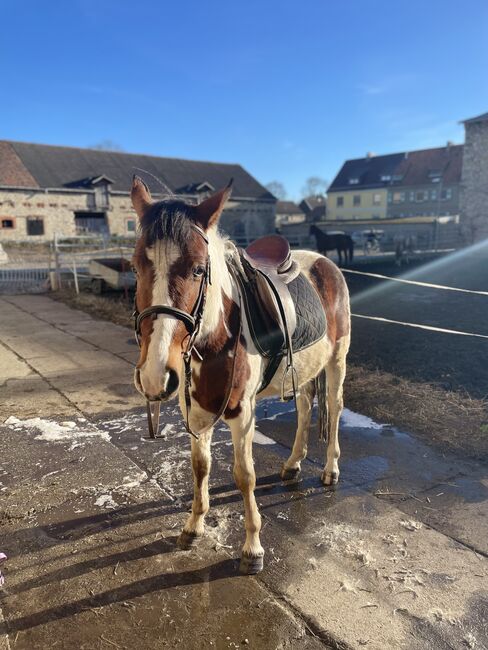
[133,224,241,440]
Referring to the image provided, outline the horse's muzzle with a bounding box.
[134,367,179,402]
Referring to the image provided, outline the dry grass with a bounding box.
[345,364,488,461]
[51,289,133,328]
[53,289,488,461]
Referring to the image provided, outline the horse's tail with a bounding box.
[315,368,328,441]
[348,236,354,262]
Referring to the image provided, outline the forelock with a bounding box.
[140,200,195,250]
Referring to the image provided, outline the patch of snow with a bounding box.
[463,632,477,648]
[115,472,148,490]
[256,397,295,421]
[400,519,422,531]
[94,494,117,509]
[314,522,375,565]
[253,429,276,445]
[5,416,111,444]
[340,408,385,430]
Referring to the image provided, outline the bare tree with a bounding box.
[301,176,329,198]
[90,140,125,152]
[265,181,287,200]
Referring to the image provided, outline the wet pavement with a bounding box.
[0,295,487,650]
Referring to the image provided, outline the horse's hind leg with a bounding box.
[178,427,213,547]
[227,399,264,574]
[322,337,349,486]
[281,380,316,480]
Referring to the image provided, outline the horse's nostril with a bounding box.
[166,369,179,395]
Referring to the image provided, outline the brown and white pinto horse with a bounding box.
[131,178,351,574]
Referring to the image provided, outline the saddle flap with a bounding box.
[253,269,297,341]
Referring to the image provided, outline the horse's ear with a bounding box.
[131,175,152,220]
[194,180,233,230]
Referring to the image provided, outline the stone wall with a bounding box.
[0,189,276,244]
[0,189,86,241]
[460,120,488,242]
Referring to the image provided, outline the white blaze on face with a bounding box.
[138,241,180,398]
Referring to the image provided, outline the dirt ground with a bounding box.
[346,249,488,399]
[52,264,488,463]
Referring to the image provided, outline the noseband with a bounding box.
[133,223,241,440]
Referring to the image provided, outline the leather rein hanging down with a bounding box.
[133,224,241,440]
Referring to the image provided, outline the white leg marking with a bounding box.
[281,380,316,478]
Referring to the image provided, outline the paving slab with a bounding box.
[1,294,487,650]
[0,415,328,650]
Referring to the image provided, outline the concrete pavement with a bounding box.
[0,294,486,649]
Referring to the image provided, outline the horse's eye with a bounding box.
[193,265,205,278]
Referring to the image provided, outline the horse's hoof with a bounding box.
[239,553,264,575]
[177,530,202,550]
[280,465,300,481]
[321,470,339,486]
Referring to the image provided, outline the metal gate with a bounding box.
[0,268,50,294]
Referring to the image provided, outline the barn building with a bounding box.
[0,141,276,243]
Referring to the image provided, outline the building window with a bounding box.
[353,195,361,206]
[336,196,344,207]
[381,174,391,182]
[27,217,44,236]
[441,187,452,200]
[94,184,110,209]
[431,189,437,201]
[415,190,428,202]
[126,219,136,233]
[392,191,405,203]
[373,193,381,205]
[409,191,415,202]
[372,215,380,220]
[1,218,15,229]
[348,177,359,185]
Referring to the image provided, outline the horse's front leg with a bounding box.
[178,427,213,547]
[227,400,264,574]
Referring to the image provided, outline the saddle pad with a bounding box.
[233,265,326,357]
[288,272,327,352]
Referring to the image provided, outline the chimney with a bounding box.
[446,140,454,149]
[404,152,409,159]
[366,151,375,159]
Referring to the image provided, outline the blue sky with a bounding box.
[2,0,488,199]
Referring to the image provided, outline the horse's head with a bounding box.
[131,177,232,401]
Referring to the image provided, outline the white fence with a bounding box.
[0,268,50,294]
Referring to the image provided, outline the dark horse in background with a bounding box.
[309,225,354,265]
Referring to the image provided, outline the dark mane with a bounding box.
[140,200,195,249]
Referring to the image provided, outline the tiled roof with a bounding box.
[394,145,463,186]
[0,141,274,200]
[329,145,463,191]
[0,142,38,187]
[276,201,304,214]
[299,196,326,212]
[328,153,406,191]
[462,112,488,124]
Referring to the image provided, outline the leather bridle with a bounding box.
[133,223,241,439]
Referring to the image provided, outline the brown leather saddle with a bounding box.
[243,235,299,342]
[229,234,325,396]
